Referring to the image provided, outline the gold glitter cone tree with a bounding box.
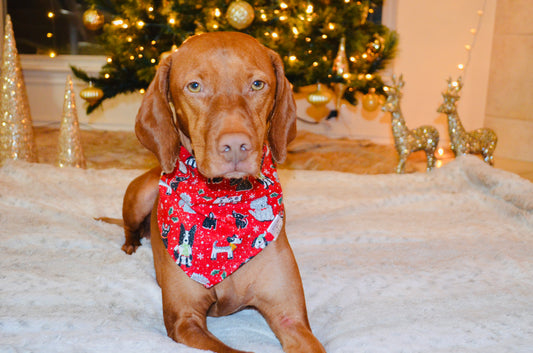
[0,14,38,164]
[57,75,86,168]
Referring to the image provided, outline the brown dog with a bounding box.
[121,32,325,353]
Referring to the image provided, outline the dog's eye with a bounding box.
[187,82,201,93]
[251,80,265,91]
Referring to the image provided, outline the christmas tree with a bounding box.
[72,0,397,113]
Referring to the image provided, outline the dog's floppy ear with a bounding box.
[267,49,297,163]
[135,54,180,174]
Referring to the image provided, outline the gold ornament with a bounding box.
[83,9,105,31]
[382,75,439,173]
[327,37,350,119]
[0,15,38,164]
[79,82,104,106]
[437,77,497,165]
[332,37,349,78]
[58,75,86,168]
[307,84,332,106]
[362,88,380,111]
[226,1,255,30]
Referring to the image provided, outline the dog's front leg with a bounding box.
[158,263,251,353]
[150,207,251,353]
[249,232,327,353]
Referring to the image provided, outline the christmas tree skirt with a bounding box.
[1,157,532,352]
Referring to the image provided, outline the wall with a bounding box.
[19,55,141,130]
[485,0,533,162]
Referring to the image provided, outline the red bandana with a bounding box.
[157,145,284,288]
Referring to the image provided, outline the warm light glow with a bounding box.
[465,44,472,50]
[328,23,335,30]
[138,54,143,58]
[289,55,297,61]
[362,53,368,59]
[151,40,156,45]
[127,36,133,42]
[112,19,124,26]
[437,148,444,156]
[365,74,373,80]
[350,56,356,62]
[139,46,144,51]
[169,18,176,24]
[137,21,145,28]
[129,55,135,60]
[470,28,477,34]
[451,81,459,87]
[47,12,54,18]
[305,37,311,42]
[436,160,443,168]
[122,24,128,29]
[151,58,156,64]
[322,56,328,61]
[46,32,53,38]
[313,62,319,67]
[306,4,314,14]
[457,64,464,70]
[148,6,154,12]
[106,57,112,63]
[140,88,146,94]
[261,14,267,21]
[343,73,350,79]
[280,2,288,9]
[477,10,484,16]
[279,15,287,21]
[322,34,327,39]
[49,51,56,58]
[214,8,221,17]
[272,32,279,39]
[292,27,299,36]
[104,73,110,79]
[213,24,219,29]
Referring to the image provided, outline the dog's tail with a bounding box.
[95,217,124,227]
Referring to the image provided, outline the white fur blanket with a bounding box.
[1,156,532,353]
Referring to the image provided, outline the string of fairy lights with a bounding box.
[456,0,488,82]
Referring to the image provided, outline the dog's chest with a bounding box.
[157,146,284,288]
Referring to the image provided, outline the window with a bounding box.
[7,0,104,55]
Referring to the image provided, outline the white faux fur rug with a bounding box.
[1,156,532,353]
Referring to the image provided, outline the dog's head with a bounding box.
[136,31,296,179]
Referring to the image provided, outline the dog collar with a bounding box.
[157,145,284,288]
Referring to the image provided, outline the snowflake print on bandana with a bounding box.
[157,145,284,288]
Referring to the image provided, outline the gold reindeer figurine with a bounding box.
[382,75,440,173]
[437,77,497,165]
